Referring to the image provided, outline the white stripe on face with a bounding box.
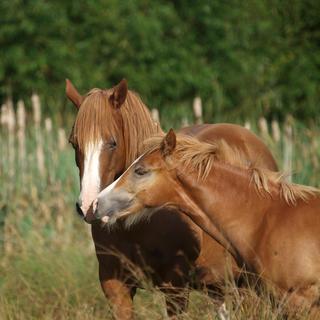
[79,140,103,215]
[97,154,144,201]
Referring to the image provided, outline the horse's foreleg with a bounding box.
[100,277,136,320]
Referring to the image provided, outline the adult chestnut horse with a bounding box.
[94,130,320,316]
[66,79,277,319]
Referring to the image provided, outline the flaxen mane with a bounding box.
[144,134,319,205]
[71,88,162,167]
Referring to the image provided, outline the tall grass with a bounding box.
[1,96,319,319]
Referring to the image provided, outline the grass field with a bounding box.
[1,99,320,319]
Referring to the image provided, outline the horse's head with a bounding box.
[66,79,129,221]
[92,129,182,226]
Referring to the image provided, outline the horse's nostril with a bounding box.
[76,201,84,217]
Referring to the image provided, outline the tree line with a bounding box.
[1,0,319,121]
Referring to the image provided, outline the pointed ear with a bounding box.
[65,79,84,108]
[161,129,176,157]
[109,79,128,109]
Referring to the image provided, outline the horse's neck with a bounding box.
[135,112,164,158]
[179,162,273,269]
[174,186,243,265]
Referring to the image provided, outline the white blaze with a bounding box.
[97,154,143,200]
[79,140,103,215]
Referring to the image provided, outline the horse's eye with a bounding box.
[134,166,148,176]
[106,139,117,150]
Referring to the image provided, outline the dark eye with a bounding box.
[106,138,117,150]
[134,166,149,176]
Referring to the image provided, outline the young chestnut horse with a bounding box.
[66,79,278,319]
[94,129,320,316]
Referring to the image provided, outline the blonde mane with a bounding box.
[144,134,319,205]
[72,88,163,167]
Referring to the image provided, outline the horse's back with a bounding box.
[179,123,278,171]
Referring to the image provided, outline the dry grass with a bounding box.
[1,101,320,319]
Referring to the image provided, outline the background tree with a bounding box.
[0,0,319,122]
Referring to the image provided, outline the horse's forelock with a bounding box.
[73,89,117,151]
[72,88,162,162]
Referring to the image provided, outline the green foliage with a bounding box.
[0,0,319,120]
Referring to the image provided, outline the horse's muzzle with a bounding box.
[85,206,98,224]
[76,201,98,224]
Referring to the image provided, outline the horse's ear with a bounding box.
[161,129,176,157]
[66,79,84,109]
[109,79,128,109]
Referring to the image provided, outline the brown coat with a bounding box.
[66,79,277,319]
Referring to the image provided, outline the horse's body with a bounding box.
[66,79,277,319]
[95,130,320,315]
